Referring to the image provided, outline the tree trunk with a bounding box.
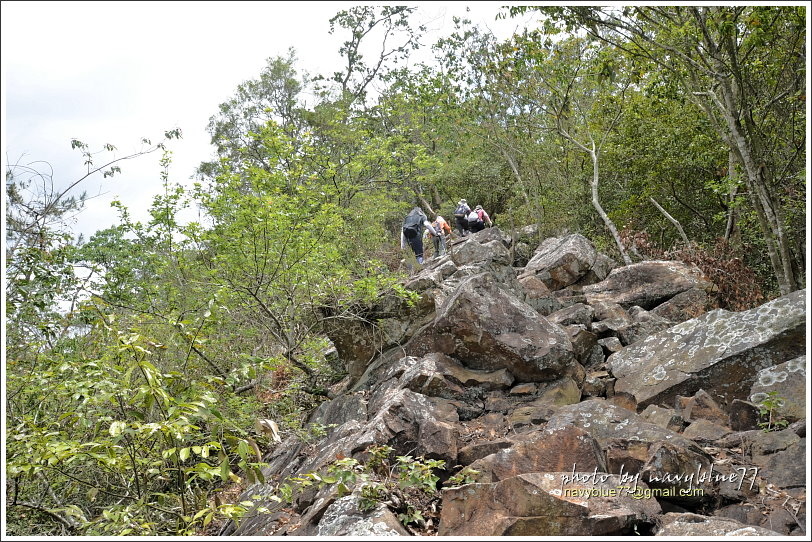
[723,149,738,242]
[589,149,631,264]
[715,80,799,294]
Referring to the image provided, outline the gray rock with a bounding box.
[654,512,783,536]
[651,287,718,323]
[728,399,761,431]
[430,273,577,382]
[609,289,806,408]
[749,355,806,422]
[469,425,606,483]
[583,260,713,310]
[451,236,512,267]
[682,418,732,442]
[439,472,661,536]
[519,234,605,291]
[640,404,684,433]
[548,303,595,326]
[317,495,409,536]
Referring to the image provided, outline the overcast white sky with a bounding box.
[2,1,536,240]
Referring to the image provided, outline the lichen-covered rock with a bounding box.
[609,289,806,408]
[545,399,699,451]
[439,472,661,536]
[316,495,410,536]
[749,355,806,422]
[583,260,713,310]
[519,234,608,291]
[654,512,783,536]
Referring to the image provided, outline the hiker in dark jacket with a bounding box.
[453,199,472,236]
[400,207,437,265]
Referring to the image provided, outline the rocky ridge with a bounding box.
[220,228,807,537]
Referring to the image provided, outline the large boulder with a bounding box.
[519,234,612,291]
[451,237,512,267]
[543,399,722,505]
[583,260,713,310]
[468,425,606,483]
[609,289,806,409]
[439,472,661,536]
[428,273,577,382]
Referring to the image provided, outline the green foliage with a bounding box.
[446,466,480,487]
[6,316,268,535]
[265,445,446,530]
[757,391,789,432]
[6,5,805,536]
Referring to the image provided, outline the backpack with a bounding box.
[454,203,469,218]
[467,210,482,223]
[403,208,425,234]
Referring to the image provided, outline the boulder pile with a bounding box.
[220,229,806,537]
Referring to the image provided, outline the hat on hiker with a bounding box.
[475,205,482,210]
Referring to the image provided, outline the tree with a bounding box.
[197,51,308,184]
[522,5,805,293]
[5,131,181,349]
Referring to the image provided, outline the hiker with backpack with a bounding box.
[453,199,472,236]
[467,204,493,233]
[429,214,453,258]
[400,207,438,265]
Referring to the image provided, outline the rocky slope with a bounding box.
[220,228,806,537]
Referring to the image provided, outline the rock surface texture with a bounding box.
[219,229,807,537]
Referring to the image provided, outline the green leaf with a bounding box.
[109,421,125,437]
[237,439,249,460]
[220,457,230,480]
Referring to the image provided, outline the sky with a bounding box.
[2,1,535,241]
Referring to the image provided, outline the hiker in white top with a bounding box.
[467,205,493,233]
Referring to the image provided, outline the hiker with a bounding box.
[401,207,437,265]
[453,199,472,236]
[429,214,452,258]
[467,204,493,233]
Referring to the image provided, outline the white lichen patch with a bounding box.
[652,366,667,381]
[786,356,806,374]
[757,368,787,387]
[749,392,769,404]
